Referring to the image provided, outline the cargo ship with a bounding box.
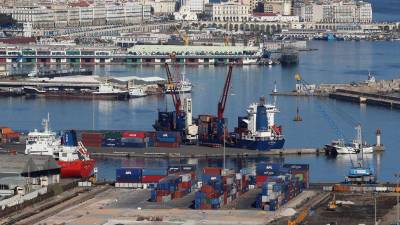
[25,115,95,178]
[229,97,285,150]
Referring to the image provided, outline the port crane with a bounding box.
[216,64,233,141]
[164,63,181,113]
[161,63,198,143]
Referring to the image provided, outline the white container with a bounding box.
[236,173,242,180]
[180,173,191,182]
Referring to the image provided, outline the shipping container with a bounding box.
[203,167,222,176]
[116,168,142,183]
[142,168,168,176]
[122,131,146,139]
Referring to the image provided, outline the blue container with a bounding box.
[150,189,157,202]
[116,168,142,183]
[202,174,222,183]
[156,131,179,139]
[180,164,196,172]
[120,142,146,148]
[63,130,78,147]
[142,168,167,176]
[121,138,144,143]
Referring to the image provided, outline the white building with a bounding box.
[181,0,208,13]
[264,0,292,16]
[174,5,198,21]
[299,1,372,24]
[141,0,176,15]
[207,3,251,22]
[0,3,151,28]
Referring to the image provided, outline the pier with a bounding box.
[329,89,400,109]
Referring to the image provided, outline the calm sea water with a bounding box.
[2,41,400,182]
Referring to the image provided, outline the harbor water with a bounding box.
[1,41,400,182]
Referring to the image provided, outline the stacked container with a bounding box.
[155,131,181,148]
[255,162,281,187]
[195,167,244,209]
[0,127,20,144]
[81,132,103,147]
[150,173,193,202]
[142,168,168,183]
[255,162,309,211]
[283,164,310,188]
[197,115,228,147]
[116,168,142,183]
[103,131,122,147]
[121,131,148,148]
[168,164,197,180]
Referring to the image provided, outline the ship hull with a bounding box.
[58,159,95,178]
[234,138,285,151]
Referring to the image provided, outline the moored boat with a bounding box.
[229,97,285,151]
[24,114,95,178]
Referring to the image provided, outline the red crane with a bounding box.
[164,63,181,113]
[217,65,233,120]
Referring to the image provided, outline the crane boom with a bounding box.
[164,63,181,113]
[218,65,233,119]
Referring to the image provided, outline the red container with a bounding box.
[256,175,268,187]
[180,181,191,189]
[142,175,165,183]
[155,142,180,148]
[201,184,213,193]
[203,167,222,176]
[122,131,145,139]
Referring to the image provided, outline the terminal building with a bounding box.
[0,155,61,197]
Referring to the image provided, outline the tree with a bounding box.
[0,13,18,28]
[254,2,264,13]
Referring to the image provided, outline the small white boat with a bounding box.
[129,86,147,98]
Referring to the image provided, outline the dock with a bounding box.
[329,89,400,109]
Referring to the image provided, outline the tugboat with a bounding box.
[229,97,285,150]
[25,114,95,178]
